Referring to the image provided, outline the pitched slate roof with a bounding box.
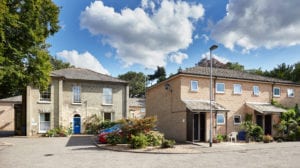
[51,68,128,84]
[183,100,229,112]
[181,66,297,85]
[129,98,145,107]
[0,95,22,103]
[246,102,286,113]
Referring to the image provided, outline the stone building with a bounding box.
[146,66,300,142]
[0,96,22,136]
[129,98,146,119]
[26,68,129,136]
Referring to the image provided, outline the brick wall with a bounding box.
[147,74,300,142]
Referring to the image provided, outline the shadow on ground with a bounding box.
[66,135,94,147]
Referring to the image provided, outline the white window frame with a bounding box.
[190,80,199,92]
[253,86,260,96]
[217,114,225,125]
[233,84,242,94]
[39,85,51,102]
[233,115,241,125]
[140,108,146,113]
[287,88,295,97]
[216,83,225,94]
[273,87,281,97]
[72,85,81,104]
[39,113,50,133]
[103,88,113,105]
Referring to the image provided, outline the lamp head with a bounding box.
[209,45,218,51]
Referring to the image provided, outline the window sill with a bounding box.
[273,95,280,97]
[72,103,82,105]
[102,104,113,106]
[37,101,51,104]
[217,123,225,126]
[190,90,198,93]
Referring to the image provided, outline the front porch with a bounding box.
[183,100,229,142]
[246,102,287,136]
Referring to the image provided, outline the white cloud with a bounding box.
[80,0,204,69]
[104,52,112,58]
[201,34,209,43]
[169,52,188,64]
[194,34,199,40]
[56,50,110,75]
[201,52,229,64]
[211,0,300,52]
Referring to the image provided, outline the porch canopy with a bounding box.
[183,100,229,112]
[246,102,287,114]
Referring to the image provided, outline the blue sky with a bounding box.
[48,0,300,77]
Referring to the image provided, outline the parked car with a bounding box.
[98,124,122,143]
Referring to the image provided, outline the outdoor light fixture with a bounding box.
[209,44,218,147]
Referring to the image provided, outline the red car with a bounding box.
[98,124,122,143]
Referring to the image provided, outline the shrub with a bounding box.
[251,125,263,141]
[146,131,164,146]
[83,114,102,134]
[46,126,70,137]
[121,116,157,137]
[161,139,175,148]
[99,120,117,130]
[130,133,148,149]
[240,121,263,142]
[106,132,122,145]
[263,135,273,143]
[216,134,224,142]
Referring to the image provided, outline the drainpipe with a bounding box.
[271,82,275,102]
[213,77,217,101]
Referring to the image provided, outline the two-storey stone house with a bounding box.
[26,68,129,136]
[146,66,300,142]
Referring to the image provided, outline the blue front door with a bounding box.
[73,117,81,134]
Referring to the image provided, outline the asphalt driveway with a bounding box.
[1,135,300,168]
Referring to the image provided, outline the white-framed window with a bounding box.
[103,112,112,121]
[273,87,281,97]
[233,84,242,94]
[234,115,241,125]
[190,80,199,92]
[103,88,113,105]
[72,85,81,103]
[39,113,50,133]
[287,88,295,97]
[217,114,225,125]
[253,86,260,96]
[216,83,225,93]
[40,86,51,102]
[141,108,146,113]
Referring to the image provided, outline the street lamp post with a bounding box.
[209,44,218,147]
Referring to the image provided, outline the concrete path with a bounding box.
[1,135,300,168]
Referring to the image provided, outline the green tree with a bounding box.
[50,56,74,70]
[148,66,166,83]
[265,63,293,81]
[118,71,146,98]
[246,68,265,76]
[292,62,300,82]
[226,62,244,71]
[0,0,60,98]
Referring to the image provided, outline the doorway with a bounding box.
[264,115,272,135]
[73,114,81,134]
[193,113,206,141]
